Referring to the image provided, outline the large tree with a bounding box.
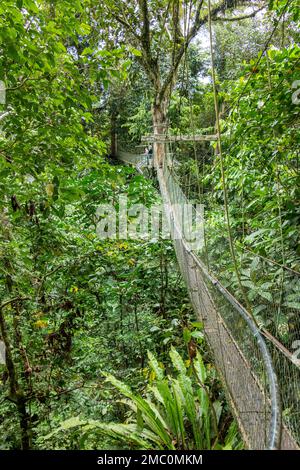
[102,0,265,165]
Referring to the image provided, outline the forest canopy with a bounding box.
[0,0,299,453]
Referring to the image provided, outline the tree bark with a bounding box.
[17,396,31,450]
[152,98,168,168]
[0,304,31,449]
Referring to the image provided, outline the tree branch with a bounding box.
[214,5,266,22]
[159,0,251,102]
[111,13,141,42]
[138,0,151,54]
[1,297,30,310]
[186,0,205,43]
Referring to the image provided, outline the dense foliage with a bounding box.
[0,0,299,451]
[42,348,241,450]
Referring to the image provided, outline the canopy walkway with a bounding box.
[116,147,299,450]
[116,2,299,449]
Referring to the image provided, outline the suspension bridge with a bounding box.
[115,0,300,449]
[116,140,300,450]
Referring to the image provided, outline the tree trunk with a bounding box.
[152,99,167,168]
[17,395,31,450]
[0,306,31,449]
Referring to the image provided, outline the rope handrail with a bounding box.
[157,164,282,450]
[117,147,300,449]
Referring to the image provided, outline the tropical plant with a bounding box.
[43,348,242,450]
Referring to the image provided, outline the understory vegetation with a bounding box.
[0,0,299,450]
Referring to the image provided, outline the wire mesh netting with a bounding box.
[117,148,299,449]
[115,149,144,166]
[160,161,299,449]
[163,142,300,449]
[116,149,151,174]
[159,163,282,450]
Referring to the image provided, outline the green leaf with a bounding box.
[147,351,165,380]
[169,347,186,375]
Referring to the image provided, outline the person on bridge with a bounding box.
[147,145,153,167]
